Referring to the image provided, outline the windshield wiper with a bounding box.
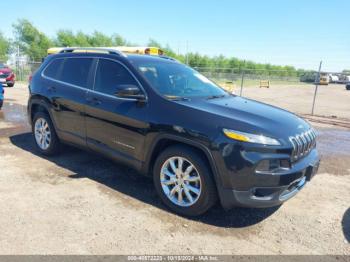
[165,95,190,101]
[206,94,226,100]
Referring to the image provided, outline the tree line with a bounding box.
[1,19,345,77]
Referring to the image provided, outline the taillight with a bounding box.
[29,74,33,83]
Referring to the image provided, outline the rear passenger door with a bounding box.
[42,57,94,146]
[85,58,149,168]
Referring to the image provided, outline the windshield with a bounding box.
[133,60,227,98]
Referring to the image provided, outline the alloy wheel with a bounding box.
[160,156,202,207]
[34,117,51,150]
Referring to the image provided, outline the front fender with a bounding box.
[141,133,228,203]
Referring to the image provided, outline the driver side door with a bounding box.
[85,58,149,168]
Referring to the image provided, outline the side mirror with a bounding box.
[115,85,146,100]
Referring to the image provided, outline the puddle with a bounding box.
[0,102,28,123]
[317,129,350,155]
[0,102,30,136]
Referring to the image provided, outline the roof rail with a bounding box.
[158,55,176,61]
[58,47,126,57]
[158,55,180,63]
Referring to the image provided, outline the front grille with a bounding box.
[289,129,317,162]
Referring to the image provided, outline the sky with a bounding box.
[3,0,350,71]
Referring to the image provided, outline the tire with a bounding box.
[32,111,60,156]
[153,145,217,216]
[7,83,14,87]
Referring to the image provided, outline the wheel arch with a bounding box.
[29,95,54,124]
[142,134,223,189]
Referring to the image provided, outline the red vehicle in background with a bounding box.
[0,63,15,87]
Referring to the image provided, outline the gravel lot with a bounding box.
[0,83,349,255]
[242,83,350,119]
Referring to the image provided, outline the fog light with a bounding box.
[255,159,290,173]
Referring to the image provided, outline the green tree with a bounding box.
[55,30,77,47]
[147,38,162,48]
[13,19,52,61]
[112,34,127,46]
[88,31,113,46]
[74,31,91,46]
[0,32,10,61]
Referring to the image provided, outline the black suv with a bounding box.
[28,48,320,216]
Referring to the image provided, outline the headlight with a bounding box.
[223,128,281,146]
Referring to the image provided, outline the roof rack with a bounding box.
[158,55,177,62]
[58,47,126,57]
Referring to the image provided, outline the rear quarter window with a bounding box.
[43,59,64,79]
[43,58,94,89]
[60,58,93,88]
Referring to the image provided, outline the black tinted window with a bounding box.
[44,59,64,79]
[94,59,138,95]
[60,58,93,88]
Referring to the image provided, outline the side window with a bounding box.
[59,58,93,88]
[94,59,139,95]
[43,59,64,79]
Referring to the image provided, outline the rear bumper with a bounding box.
[218,149,320,209]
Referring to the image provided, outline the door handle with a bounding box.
[86,97,101,105]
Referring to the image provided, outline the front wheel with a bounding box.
[32,111,60,155]
[153,145,217,216]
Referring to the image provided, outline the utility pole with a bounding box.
[311,61,322,115]
[16,45,20,81]
[239,60,246,96]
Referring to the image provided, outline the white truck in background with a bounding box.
[337,74,350,83]
[329,74,339,83]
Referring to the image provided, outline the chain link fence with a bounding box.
[13,61,41,82]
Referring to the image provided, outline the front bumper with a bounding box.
[6,80,14,85]
[215,147,320,209]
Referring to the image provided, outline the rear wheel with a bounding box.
[7,83,14,87]
[32,111,60,155]
[153,145,217,216]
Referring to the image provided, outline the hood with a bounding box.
[178,95,310,140]
[0,68,12,74]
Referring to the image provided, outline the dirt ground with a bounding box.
[0,83,349,255]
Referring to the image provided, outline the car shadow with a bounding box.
[342,208,350,243]
[9,132,280,228]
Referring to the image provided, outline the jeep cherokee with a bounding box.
[28,48,320,216]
